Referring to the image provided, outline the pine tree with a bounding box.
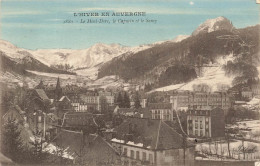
[134,92,141,109]
[1,119,24,163]
[123,92,130,108]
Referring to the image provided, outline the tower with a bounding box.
[55,77,62,101]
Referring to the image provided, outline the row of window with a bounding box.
[124,148,153,163]
[152,114,172,121]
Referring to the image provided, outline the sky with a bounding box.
[0,0,259,50]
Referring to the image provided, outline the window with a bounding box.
[195,123,198,129]
[136,151,140,160]
[149,154,153,163]
[142,152,146,161]
[200,130,204,137]
[195,130,198,136]
[130,150,134,159]
[123,148,127,156]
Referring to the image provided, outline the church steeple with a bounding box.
[55,77,62,100]
[56,77,61,89]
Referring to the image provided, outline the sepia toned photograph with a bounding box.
[0,0,259,165]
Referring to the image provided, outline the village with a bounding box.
[1,77,260,166]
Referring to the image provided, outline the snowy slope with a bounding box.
[0,39,152,80]
[152,35,190,45]
[192,16,233,36]
[152,54,235,92]
[31,43,131,68]
[0,40,151,69]
[0,72,37,88]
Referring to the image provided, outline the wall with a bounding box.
[111,142,195,166]
[111,142,155,164]
[156,147,194,166]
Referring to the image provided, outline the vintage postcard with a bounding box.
[0,0,259,165]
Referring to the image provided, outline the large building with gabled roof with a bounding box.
[110,117,195,166]
[54,129,121,165]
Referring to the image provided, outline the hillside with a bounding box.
[98,17,260,89]
[0,51,74,76]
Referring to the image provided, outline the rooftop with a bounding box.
[113,117,194,150]
[148,103,172,109]
[35,89,49,100]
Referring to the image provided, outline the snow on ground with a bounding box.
[242,97,260,111]
[227,120,260,140]
[196,139,260,161]
[89,75,129,89]
[127,141,144,147]
[152,54,234,92]
[192,16,229,36]
[26,70,80,80]
[152,35,190,45]
[43,143,74,160]
[111,138,125,143]
[74,66,99,80]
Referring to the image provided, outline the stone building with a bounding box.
[144,103,173,121]
[111,117,195,166]
[187,106,225,138]
[54,129,121,165]
[171,90,231,114]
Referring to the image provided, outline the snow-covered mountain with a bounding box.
[31,43,130,68]
[1,16,258,90]
[0,40,152,80]
[152,35,190,45]
[0,40,128,68]
[192,16,234,36]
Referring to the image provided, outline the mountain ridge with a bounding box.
[1,17,259,90]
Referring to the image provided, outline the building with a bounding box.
[25,89,51,114]
[146,103,173,121]
[61,112,94,128]
[111,117,195,166]
[141,98,148,108]
[98,91,115,106]
[241,87,253,100]
[54,129,121,165]
[187,106,225,138]
[70,94,89,112]
[251,80,260,97]
[71,102,88,112]
[56,96,72,118]
[114,108,136,117]
[171,90,231,114]
[2,105,27,124]
[79,90,115,112]
[26,110,57,138]
[60,112,105,132]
